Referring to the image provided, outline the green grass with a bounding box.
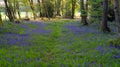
[0,20,120,67]
[0,21,26,34]
[109,38,120,47]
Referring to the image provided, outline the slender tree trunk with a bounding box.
[61,0,65,17]
[16,0,21,19]
[86,0,88,17]
[37,0,42,17]
[80,0,88,25]
[4,0,14,22]
[71,0,76,19]
[101,0,110,32]
[56,0,61,16]
[42,0,50,20]
[0,12,3,26]
[13,0,17,19]
[8,0,16,19]
[29,0,37,20]
[114,0,120,36]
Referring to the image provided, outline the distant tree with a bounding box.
[0,12,3,26]
[108,0,115,22]
[101,0,110,32]
[41,0,50,20]
[21,0,29,18]
[114,0,120,36]
[80,0,88,25]
[28,0,37,20]
[71,0,76,19]
[4,0,15,22]
[37,0,42,18]
[55,0,61,16]
[89,0,103,23]
[15,0,21,19]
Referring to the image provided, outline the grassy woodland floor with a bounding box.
[0,19,120,67]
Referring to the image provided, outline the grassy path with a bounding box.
[0,20,120,67]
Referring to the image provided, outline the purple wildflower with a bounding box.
[35,58,40,62]
[97,46,103,52]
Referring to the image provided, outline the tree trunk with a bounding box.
[16,0,21,19]
[101,0,110,32]
[4,0,14,22]
[29,0,37,20]
[42,0,50,20]
[0,12,3,26]
[37,0,42,18]
[8,0,16,20]
[56,0,61,16]
[71,0,76,19]
[80,0,88,25]
[114,0,120,36]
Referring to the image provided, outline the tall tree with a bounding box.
[37,0,42,17]
[101,0,110,32]
[55,0,61,16]
[8,0,17,19]
[4,0,14,22]
[42,0,50,20]
[80,0,88,25]
[114,0,120,36]
[15,0,21,19]
[28,0,37,20]
[0,12,3,26]
[71,0,76,19]
[89,0,103,23]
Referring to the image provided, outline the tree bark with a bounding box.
[0,12,3,26]
[71,0,76,19]
[101,0,110,32]
[4,0,14,22]
[42,0,50,20]
[37,0,42,17]
[114,0,120,36]
[28,0,37,20]
[16,0,21,19]
[80,0,88,25]
[55,0,61,16]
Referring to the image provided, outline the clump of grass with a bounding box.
[109,38,120,47]
[0,21,26,34]
[52,26,61,38]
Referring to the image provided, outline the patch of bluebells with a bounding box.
[20,24,29,29]
[96,46,111,57]
[97,46,103,52]
[27,22,52,35]
[63,23,101,36]
[35,58,40,62]
[6,34,30,46]
[0,22,53,46]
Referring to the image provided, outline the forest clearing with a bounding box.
[0,0,120,67]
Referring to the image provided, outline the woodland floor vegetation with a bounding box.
[0,19,120,67]
[0,0,120,66]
